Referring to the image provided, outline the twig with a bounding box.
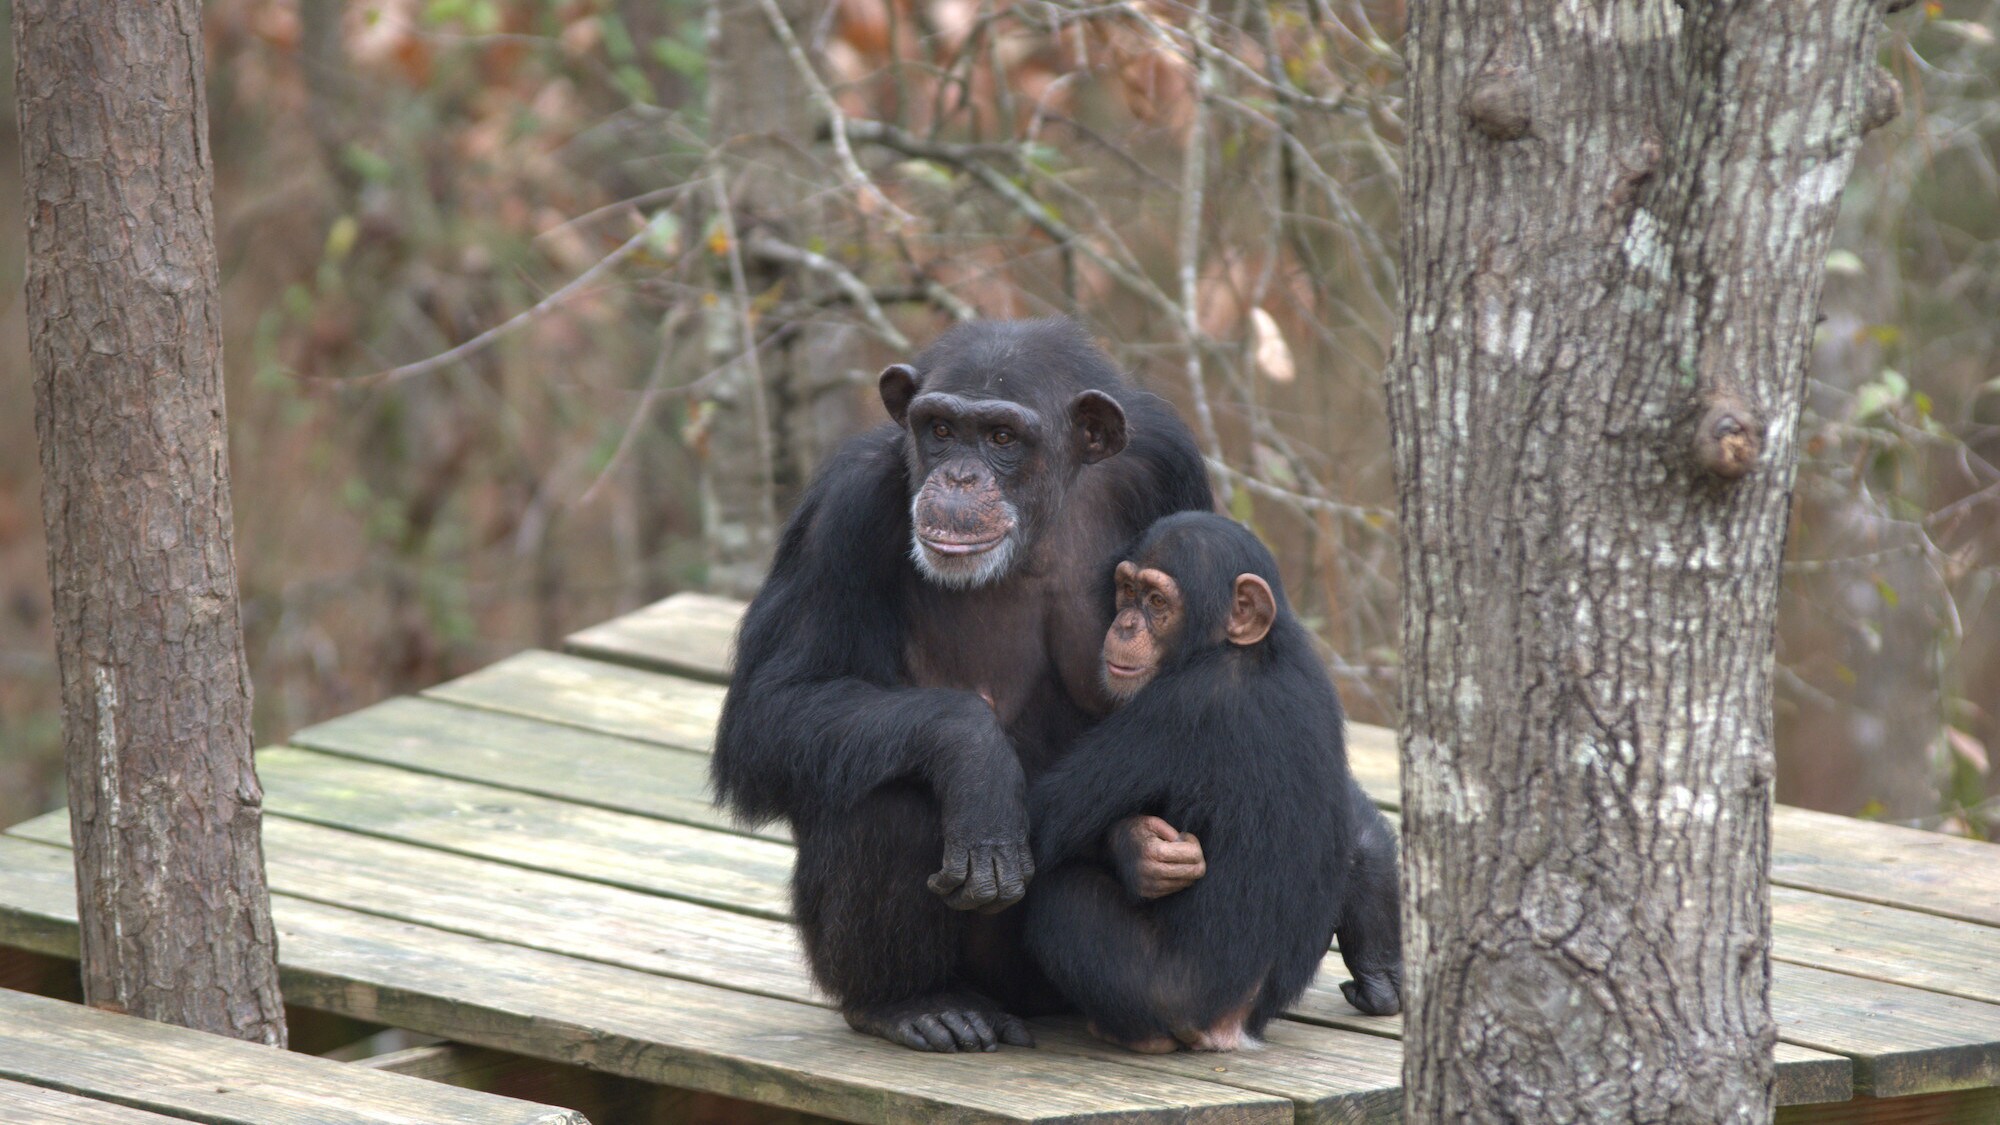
[351,225,651,386]
[1177,0,1227,492]
[1206,458,1394,528]
[845,117,1183,322]
[748,234,911,351]
[751,0,918,229]
[577,304,794,508]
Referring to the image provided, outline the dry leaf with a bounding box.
[1250,308,1295,385]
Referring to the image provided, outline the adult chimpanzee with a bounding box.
[712,319,1214,1052]
[1024,512,1402,1053]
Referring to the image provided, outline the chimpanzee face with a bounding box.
[880,363,1126,589]
[1101,553,1278,702]
[1102,560,1184,700]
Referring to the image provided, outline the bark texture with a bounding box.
[14,1,287,1045]
[1389,3,1887,1119]
[693,0,827,597]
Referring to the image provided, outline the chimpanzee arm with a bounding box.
[712,430,1033,910]
[1027,710,1166,873]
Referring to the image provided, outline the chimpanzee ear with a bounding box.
[879,365,918,425]
[1225,574,1276,646]
[1068,390,1128,465]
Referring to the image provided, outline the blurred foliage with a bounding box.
[0,0,1993,836]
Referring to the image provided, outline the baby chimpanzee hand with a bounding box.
[1109,815,1206,899]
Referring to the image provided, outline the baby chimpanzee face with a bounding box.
[1100,553,1279,703]
[1102,560,1184,700]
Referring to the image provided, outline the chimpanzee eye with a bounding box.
[990,429,1015,447]
[931,422,951,440]
[1146,592,1167,613]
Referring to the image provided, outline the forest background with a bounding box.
[0,0,1994,836]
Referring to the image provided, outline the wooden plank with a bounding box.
[1771,886,2000,1007]
[287,696,786,843]
[1777,1086,2000,1124]
[16,808,1854,1111]
[1343,725,1400,808]
[1773,962,2000,1098]
[1283,969,1852,1106]
[7,812,1421,1123]
[0,837,1288,1125]
[0,1078,194,1125]
[424,651,723,752]
[564,592,740,683]
[0,987,589,1125]
[251,747,792,919]
[9,810,815,1005]
[1771,807,2000,929]
[1037,1021,1402,1125]
[1343,723,2000,931]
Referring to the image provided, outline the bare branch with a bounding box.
[352,225,652,386]
[747,234,911,351]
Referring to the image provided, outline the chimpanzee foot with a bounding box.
[1086,1021,1179,1054]
[846,991,1034,1052]
[1340,969,1402,1016]
[1176,993,1258,1052]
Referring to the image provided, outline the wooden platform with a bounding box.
[0,985,585,1124]
[2,592,1999,1123]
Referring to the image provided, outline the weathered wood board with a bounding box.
[425,651,723,752]
[8,810,816,1006]
[290,696,786,842]
[254,747,792,918]
[0,1079,194,1125]
[1,591,1994,1122]
[0,837,1292,1125]
[0,986,588,1125]
[564,592,739,682]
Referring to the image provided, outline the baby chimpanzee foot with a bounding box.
[1340,969,1402,1017]
[846,991,1034,1052]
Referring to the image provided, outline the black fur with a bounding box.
[1024,513,1404,1047]
[711,319,1212,1051]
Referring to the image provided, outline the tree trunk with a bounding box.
[14,0,288,1046]
[694,0,825,596]
[1388,3,1895,1119]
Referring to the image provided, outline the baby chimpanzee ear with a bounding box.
[879,364,918,425]
[1224,574,1276,646]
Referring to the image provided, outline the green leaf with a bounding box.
[600,12,636,62]
[324,215,360,264]
[341,144,395,185]
[1824,249,1864,276]
[896,159,955,188]
[1872,575,1900,608]
[1229,486,1255,524]
[652,36,706,79]
[643,210,682,257]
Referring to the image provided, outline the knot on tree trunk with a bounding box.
[1693,398,1764,481]
[1860,65,1903,135]
[1464,68,1532,142]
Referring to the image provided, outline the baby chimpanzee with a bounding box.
[1024,512,1402,1052]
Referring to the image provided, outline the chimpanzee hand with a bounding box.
[1109,815,1206,899]
[927,733,1034,913]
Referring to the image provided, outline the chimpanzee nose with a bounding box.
[946,466,978,487]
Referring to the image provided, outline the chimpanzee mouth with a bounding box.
[1104,661,1145,679]
[918,532,1007,556]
